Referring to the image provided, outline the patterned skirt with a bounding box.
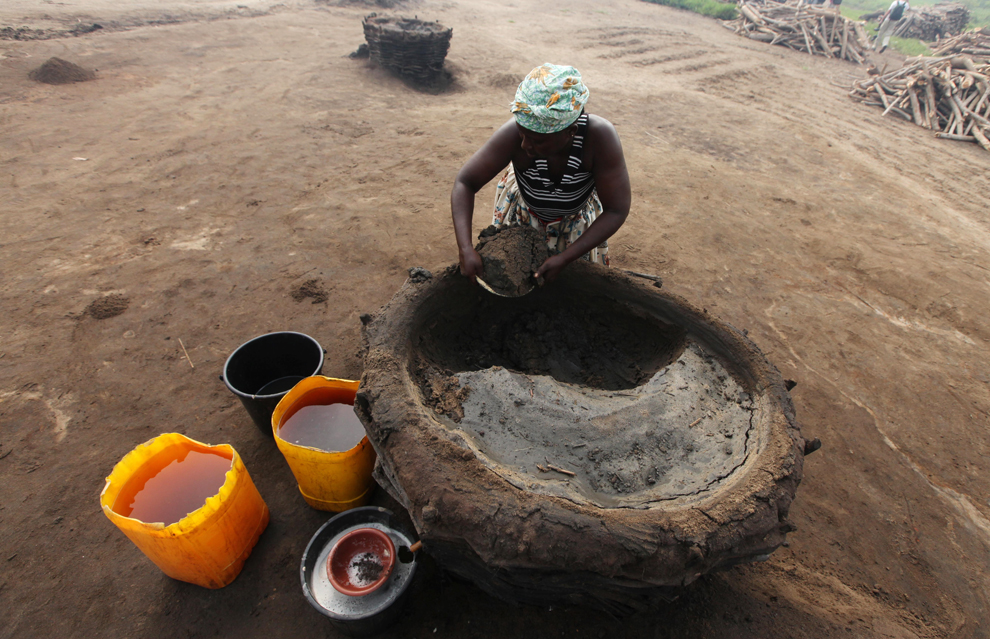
[492,165,610,267]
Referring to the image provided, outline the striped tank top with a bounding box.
[515,113,595,222]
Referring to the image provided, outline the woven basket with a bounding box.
[362,14,452,85]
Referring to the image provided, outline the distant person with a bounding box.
[450,63,631,285]
[874,0,909,53]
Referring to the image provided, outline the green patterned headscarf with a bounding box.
[510,63,590,134]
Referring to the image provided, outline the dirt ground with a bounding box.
[1,0,989,636]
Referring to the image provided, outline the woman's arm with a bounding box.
[451,119,520,282]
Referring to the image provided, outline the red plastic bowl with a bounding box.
[327,527,396,596]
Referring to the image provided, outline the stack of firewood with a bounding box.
[894,3,970,41]
[849,56,990,153]
[727,2,870,63]
[931,27,990,61]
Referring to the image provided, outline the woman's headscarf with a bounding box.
[510,63,590,134]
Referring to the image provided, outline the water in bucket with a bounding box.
[278,403,365,452]
[272,377,377,512]
[113,449,232,526]
[101,434,270,588]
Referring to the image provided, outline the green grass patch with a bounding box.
[641,0,738,21]
[888,35,932,55]
[855,19,931,55]
[839,7,881,21]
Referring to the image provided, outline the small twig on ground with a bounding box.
[570,442,587,448]
[547,464,577,477]
[536,464,549,472]
[689,417,703,428]
[622,270,664,283]
[178,338,195,369]
[545,456,577,476]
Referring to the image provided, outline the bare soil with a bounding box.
[1,0,989,637]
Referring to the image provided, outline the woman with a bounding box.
[451,63,631,285]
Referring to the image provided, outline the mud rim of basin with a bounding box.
[222,331,325,436]
[355,261,814,615]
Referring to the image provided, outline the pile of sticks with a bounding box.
[894,3,970,41]
[849,56,990,152]
[727,2,870,63]
[931,27,990,61]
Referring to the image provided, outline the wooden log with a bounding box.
[877,85,892,111]
[740,4,766,25]
[813,24,833,58]
[953,93,990,127]
[935,132,976,140]
[889,106,913,120]
[947,96,965,134]
[908,87,925,127]
[974,86,990,117]
[762,15,799,31]
[925,80,941,130]
[972,125,990,152]
[800,21,814,55]
[950,55,978,71]
[945,111,958,133]
[841,19,849,61]
[849,45,865,65]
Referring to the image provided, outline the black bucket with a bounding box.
[222,331,325,436]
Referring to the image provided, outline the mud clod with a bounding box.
[476,225,548,297]
[86,294,129,319]
[28,58,96,85]
[408,267,432,283]
[416,362,470,422]
[291,279,328,304]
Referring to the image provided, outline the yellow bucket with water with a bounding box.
[100,433,270,589]
[272,376,376,512]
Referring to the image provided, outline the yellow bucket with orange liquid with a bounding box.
[271,376,377,512]
[100,433,269,588]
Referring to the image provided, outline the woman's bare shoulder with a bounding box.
[585,114,624,159]
[586,114,619,135]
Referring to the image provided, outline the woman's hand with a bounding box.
[534,253,569,284]
[459,247,484,284]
